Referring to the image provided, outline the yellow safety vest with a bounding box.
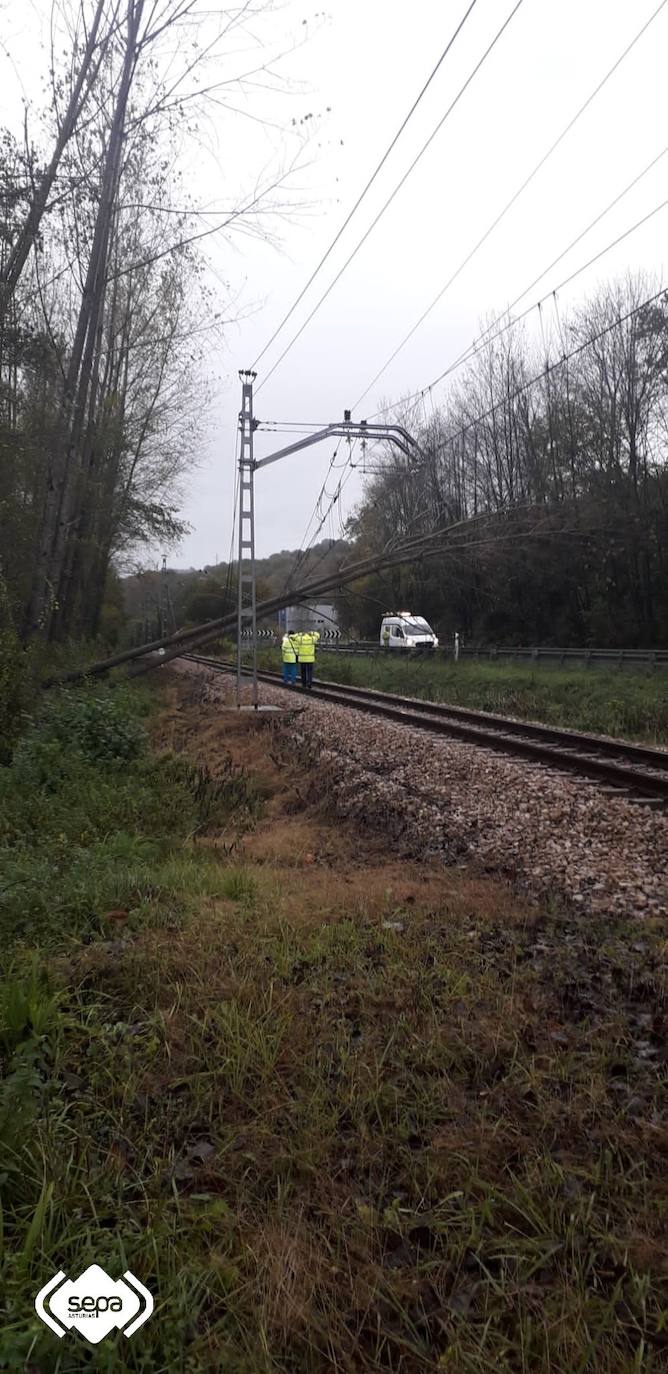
[282,635,297,664]
[298,632,318,663]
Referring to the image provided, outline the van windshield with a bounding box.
[402,620,433,635]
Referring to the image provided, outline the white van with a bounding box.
[379,612,438,652]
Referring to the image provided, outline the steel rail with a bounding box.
[182,654,668,807]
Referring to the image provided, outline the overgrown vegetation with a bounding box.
[1,679,666,1370]
[0,682,261,955]
[288,653,668,745]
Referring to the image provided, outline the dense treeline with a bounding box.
[0,0,305,650]
[346,275,668,647]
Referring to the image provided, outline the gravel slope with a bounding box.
[173,661,668,919]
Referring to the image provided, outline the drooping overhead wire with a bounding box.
[255,0,528,396]
[354,0,668,413]
[286,440,344,587]
[307,466,359,577]
[250,0,481,374]
[287,437,359,588]
[431,282,668,455]
[364,169,668,425]
[423,144,668,391]
[398,182,668,417]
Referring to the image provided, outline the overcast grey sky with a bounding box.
[3,0,668,566]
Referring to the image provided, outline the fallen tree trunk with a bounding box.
[51,515,498,683]
[50,504,577,686]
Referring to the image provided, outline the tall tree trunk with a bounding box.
[55,280,111,636]
[25,0,144,638]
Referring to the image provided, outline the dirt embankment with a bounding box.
[128,664,668,1373]
[169,658,668,921]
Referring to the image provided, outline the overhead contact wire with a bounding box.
[355,0,668,413]
[250,0,481,374]
[256,0,527,396]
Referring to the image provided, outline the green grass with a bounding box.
[1,681,667,1371]
[3,894,667,1371]
[219,867,258,904]
[261,652,668,745]
[0,684,261,955]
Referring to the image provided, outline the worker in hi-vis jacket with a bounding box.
[281,631,298,686]
[296,630,319,691]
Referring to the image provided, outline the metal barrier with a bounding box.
[317,641,378,654]
[458,645,668,668]
[240,637,668,667]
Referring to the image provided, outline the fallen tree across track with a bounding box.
[51,506,586,685]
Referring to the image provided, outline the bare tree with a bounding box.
[0,0,118,316]
[15,0,315,638]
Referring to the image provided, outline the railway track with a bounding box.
[182,654,668,808]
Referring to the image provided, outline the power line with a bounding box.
[255,0,528,396]
[415,179,668,403]
[304,423,395,562]
[288,438,358,588]
[306,456,357,569]
[355,0,668,414]
[257,425,332,437]
[425,142,668,392]
[257,420,334,430]
[297,516,352,588]
[430,283,668,455]
[250,0,481,373]
[378,189,668,431]
[426,188,668,395]
[351,288,668,548]
[303,466,359,581]
[286,441,344,586]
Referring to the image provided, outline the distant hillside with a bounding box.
[121,539,352,639]
[245,538,352,599]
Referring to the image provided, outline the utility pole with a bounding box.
[234,386,424,707]
[236,371,258,707]
[160,554,169,640]
[167,584,176,634]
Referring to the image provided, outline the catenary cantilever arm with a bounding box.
[253,420,424,469]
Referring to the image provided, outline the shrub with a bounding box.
[13,686,146,779]
[0,684,264,955]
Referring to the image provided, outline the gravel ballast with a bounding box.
[173,661,668,919]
